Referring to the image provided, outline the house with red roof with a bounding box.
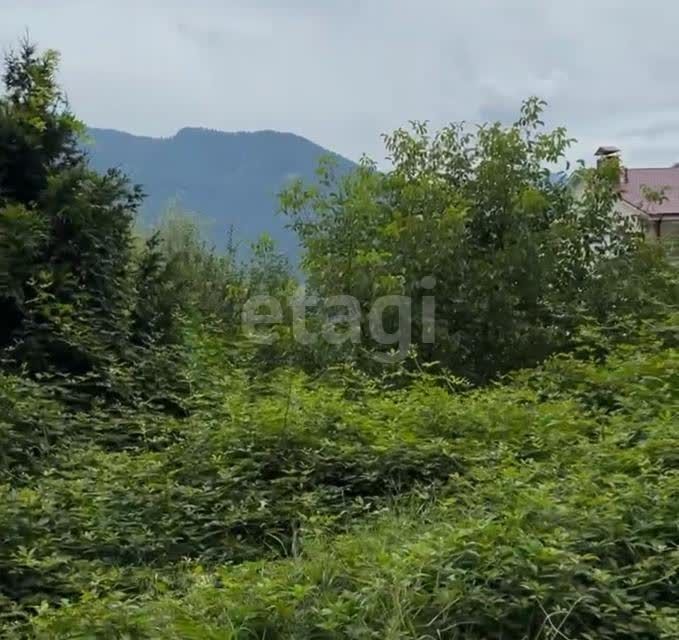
[591,146,679,239]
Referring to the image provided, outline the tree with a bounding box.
[281,99,679,381]
[0,40,184,401]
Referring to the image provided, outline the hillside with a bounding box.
[85,127,356,256]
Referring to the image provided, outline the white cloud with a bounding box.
[1,0,678,168]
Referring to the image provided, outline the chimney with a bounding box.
[595,146,626,185]
[594,145,621,167]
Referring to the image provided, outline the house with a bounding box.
[589,146,679,239]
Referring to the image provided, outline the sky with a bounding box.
[2,0,679,168]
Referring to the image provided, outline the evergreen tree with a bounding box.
[0,40,182,401]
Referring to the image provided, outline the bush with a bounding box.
[1,331,678,637]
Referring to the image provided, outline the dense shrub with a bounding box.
[0,329,677,637]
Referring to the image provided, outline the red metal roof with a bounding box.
[620,167,679,217]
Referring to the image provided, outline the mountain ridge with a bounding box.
[85,126,357,256]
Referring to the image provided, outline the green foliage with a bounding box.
[0,40,187,405]
[146,206,243,321]
[1,329,678,638]
[281,99,679,381]
[131,232,185,347]
[3,39,679,640]
[146,206,295,327]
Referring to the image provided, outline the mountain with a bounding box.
[85,127,356,257]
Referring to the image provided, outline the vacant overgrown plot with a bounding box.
[1,41,678,639]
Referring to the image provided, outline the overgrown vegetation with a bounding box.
[1,41,678,639]
[280,101,677,380]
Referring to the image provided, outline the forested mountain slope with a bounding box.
[86,126,356,255]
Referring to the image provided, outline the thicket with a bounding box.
[1,41,678,639]
[280,101,679,380]
[2,321,678,638]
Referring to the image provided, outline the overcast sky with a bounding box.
[2,1,678,168]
